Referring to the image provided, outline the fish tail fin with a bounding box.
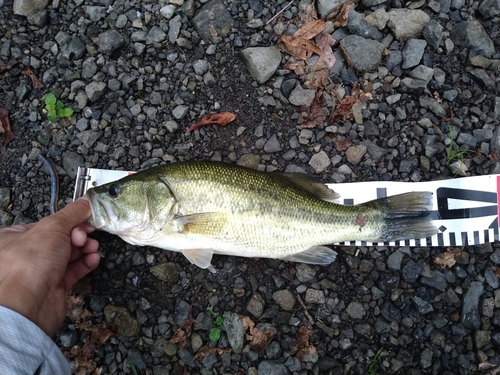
[373,192,437,241]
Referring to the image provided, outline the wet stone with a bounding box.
[421,271,447,292]
[381,303,402,322]
[346,302,366,319]
[413,296,434,314]
[247,293,265,318]
[295,263,316,283]
[461,281,484,329]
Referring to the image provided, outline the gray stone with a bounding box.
[272,289,295,311]
[452,19,495,58]
[479,0,500,18]
[247,293,265,318]
[423,19,443,49]
[420,348,433,369]
[240,47,281,84]
[419,96,447,118]
[146,26,167,44]
[409,65,434,83]
[104,305,141,337]
[193,0,234,42]
[172,105,189,120]
[387,9,430,39]
[346,302,365,319]
[448,160,468,177]
[85,82,107,102]
[296,264,316,283]
[309,151,331,173]
[346,144,367,165]
[59,331,79,348]
[116,14,128,28]
[361,140,387,162]
[27,10,48,26]
[347,7,382,40]
[258,361,289,375]
[461,281,484,329]
[61,37,86,60]
[400,77,428,94]
[289,84,315,106]
[387,251,403,271]
[150,262,179,283]
[223,312,245,354]
[192,59,209,75]
[469,69,496,90]
[264,134,282,153]
[168,16,182,44]
[62,151,84,179]
[340,35,384,72]
[365,8,389,30]
[82,58,98,79]
[475,331,491,349]
[305,289,326,304]
[381,302,401,322]
[413,296,434,314]
[0,187,10,210]
[456,133,477,148]
[421,271,447,292]
[76,130,102,148]
[402,259,423,283]
[485,267,499,289]
[99,30,125,54]
[160,4,176,19]
[237,153,260,170]
[385,50,402,72]
[317,0,347,19]
[84,6,106,22]
[402,38,427,69]
[13,0,48,16]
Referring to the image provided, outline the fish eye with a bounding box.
[108,184,121,197]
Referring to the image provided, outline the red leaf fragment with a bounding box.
[22,66,44,89]
[187,112,237,133]
[289,326,318,362]
[0,108,14,150]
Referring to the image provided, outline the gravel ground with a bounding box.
[1,0,500,374]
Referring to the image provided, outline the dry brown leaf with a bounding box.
[170,318,196,348]
[0,108,14,150]
[240,315,276,351]
[294,19,325,39]
[193,347,231,361]
[326,1,353,28]
[187,112,236,132]
[487,152,499,161]
[289,326,317,362]
[278,35,322,60]
[479,362,500,375]
[66,320,114,375]
[0,61,22,74]
[333,136,352,151]
[22,66,44,89]
[330,96,360,121]
[283,59,307,77]
[300,2,318,25]
[495,267,500,279]
[301,93,327,129]
[433,247,461,269]
[312,33,336,72]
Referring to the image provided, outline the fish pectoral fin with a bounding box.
[280,246,338,265]
[175,212,228,236]
[182,248,214,269]
[280,173,340,202]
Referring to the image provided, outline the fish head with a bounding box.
[86,174,178,239]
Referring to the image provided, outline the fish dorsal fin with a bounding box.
[281,173,340,202]
[175,212,229,236]
[280,246,338,265]
[182,248,214,269]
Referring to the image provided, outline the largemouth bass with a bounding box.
[86,161,437,269]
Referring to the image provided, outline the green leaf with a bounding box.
[56,100,64,110]
[58,107,74,118]
[45,93,56,106]
[47,112,56,122]
[209,327,221,342]
[215,316,224,326]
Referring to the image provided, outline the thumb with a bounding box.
[45,197,92,231]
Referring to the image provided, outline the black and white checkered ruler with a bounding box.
[74,167,500,247]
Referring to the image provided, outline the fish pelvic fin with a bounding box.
[280,246,338,265]
[175,212,229,236]
[182,248,214,269]
[372,192,437,241]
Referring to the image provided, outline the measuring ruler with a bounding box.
[73,167,500,247]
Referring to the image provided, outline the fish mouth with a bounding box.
[86,190,109,229]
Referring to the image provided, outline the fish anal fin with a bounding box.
[281,173,340,202]
[182,248,214,269]
[175,212,228,236]
[280,246,338,265]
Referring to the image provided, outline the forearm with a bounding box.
[0,306,71,375]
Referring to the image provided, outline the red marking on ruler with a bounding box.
[496,175,500,227]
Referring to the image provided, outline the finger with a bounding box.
[63,253,101,290]
[0,222,37,233]
[70,226,88,248]
[46,197,92,232]
[82,238,100,254]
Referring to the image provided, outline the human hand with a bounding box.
[0,197,100,337]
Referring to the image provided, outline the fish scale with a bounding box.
[87,161,437,269]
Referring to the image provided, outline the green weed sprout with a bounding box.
[45,93,74,122]
[367,347,384,375]
[206,306,224,342]
[445,126,471,166]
